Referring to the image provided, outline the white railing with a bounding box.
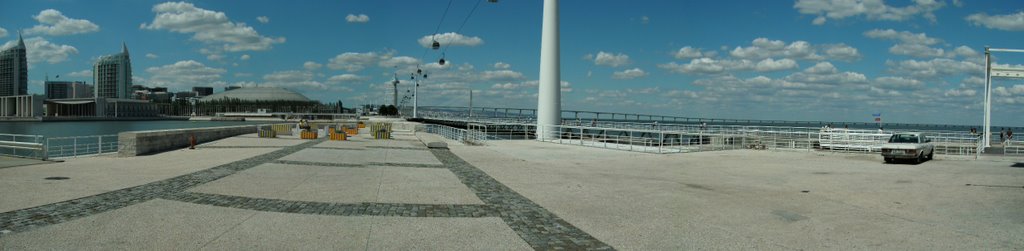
[422,124,491,145]
[0,133,46,159]
[424,120,982,156]
[46,135,118,159]
[1005,140,1024,156]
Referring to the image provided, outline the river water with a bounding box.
[0,120,265,138]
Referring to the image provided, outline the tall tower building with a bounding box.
[0,32,28,97]
[94,43,132,99]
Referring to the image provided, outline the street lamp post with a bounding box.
[410,69,427,119]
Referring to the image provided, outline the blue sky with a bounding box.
[2,0,1024,126]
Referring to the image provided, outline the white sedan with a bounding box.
[881,133,935,164]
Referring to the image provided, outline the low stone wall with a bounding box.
[117,125,266,157]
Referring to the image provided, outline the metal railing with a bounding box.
[46,135,118,159]
[0,133,46,159]
[419,118,984,156]
[1005,139,1024,156]
[422,124,493,145]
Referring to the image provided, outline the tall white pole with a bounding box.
[536,0,561,140]
[983,47,992,148]
[413,78,418,118]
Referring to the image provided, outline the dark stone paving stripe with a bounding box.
[309,146,365,151]
[0,139,326,236]
[272,160,445,169]
[163,192,498,218]
[430,149,615,250]
[195,145,286,148]
[365,146,429,151]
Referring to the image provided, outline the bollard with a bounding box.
[189,134,196,149]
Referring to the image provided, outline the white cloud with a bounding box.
[593,51,630,67]
[239,54,250,61]
[612,68,648,79]
[804,61,838,74]
[889,43,945,58]
[346,14,370,23]
[378,56,420,68]
[754,58,799,72]
[257,16,269,24]
[327,52,378,71]
[262,70,327,89]
[873,76,924,90]
[729,38,824,61]
[142,2,285,52]
[68,70,92,78]
[824,44,861,61]
[951,46,979,58]
[327,74,365,83]
[145,53,159,59]
[673,46,706,59]
[0,27,6,38]
[146,60,226,89]
[303,61,323,71]
[24,9,100,36]
[659,58,748,74]
[0,37,78,65]
[812,16,827,25]
[493,62,510,69]
[945,87,976,97]
[206,53,224,61]
[785,62,867,85]
[641,16,650,24]
[966,11,1024,31]
[794,0,945,24]
[417,32,484,48]
[863,29,942,45]
[480,70,525,81]
[886,58,983,79]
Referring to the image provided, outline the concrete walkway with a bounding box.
[1,120,1022,250]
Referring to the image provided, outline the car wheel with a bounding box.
[927,151,934,160]
[916,154,924,164]
[884,158,893,163]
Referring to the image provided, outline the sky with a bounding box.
[2,0,1024,126]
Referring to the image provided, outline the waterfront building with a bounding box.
[0,33,28,97]
[94,43,133,99]
[44,43,158,118]
[193,87,213,97]
[45,81,93,99]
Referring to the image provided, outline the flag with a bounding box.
[871,113,881,117]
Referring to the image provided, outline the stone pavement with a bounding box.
[2,121,1022,250]
[0,123,612,250]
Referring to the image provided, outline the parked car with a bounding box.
[881,132,934,164]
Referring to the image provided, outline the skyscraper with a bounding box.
[94,43,132,99]
[0,32,28,97]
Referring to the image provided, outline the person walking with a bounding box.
[1009,128,1014,142]
[1001,128,1006,143]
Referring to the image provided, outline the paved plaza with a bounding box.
[1,122,1023,250]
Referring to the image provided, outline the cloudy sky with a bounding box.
[2,0,1024,126]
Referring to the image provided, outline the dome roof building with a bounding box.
[199,87,311,102]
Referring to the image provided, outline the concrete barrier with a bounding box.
[117,124,272,157]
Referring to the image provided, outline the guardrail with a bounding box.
[1005,140,1024,156]
[46,135,118,159]
[420,117,983,156]
[0,133,46,159]
[423,124,492,145]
